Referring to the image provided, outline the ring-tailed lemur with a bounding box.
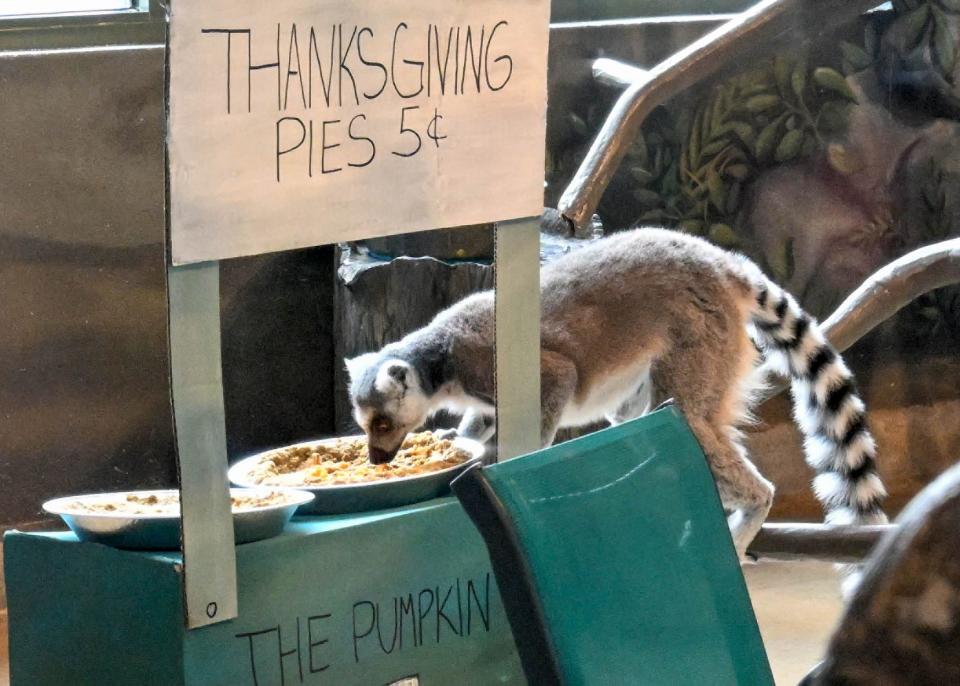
[346,228,887,561]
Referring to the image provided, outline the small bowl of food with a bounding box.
[42,487,314,550]
[228,431,485,515]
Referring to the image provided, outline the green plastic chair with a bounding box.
[452,403,774,686]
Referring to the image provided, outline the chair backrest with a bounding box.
[453,404,773,686]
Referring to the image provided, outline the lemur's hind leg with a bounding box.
[686,418,774,559]
[605,372,653,425]
[649,327,773,560]
[540,351,578,447]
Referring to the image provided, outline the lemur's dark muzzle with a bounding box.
[368,444,400,465]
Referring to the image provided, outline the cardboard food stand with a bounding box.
[4,0,548,682]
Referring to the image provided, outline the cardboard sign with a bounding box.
[168,0,550,265]
[5,503,524,684]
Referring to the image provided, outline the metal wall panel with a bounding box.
[0,47,337,528]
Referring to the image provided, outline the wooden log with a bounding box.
[333,246,493,434]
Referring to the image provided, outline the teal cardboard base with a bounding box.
[4,499,524,685]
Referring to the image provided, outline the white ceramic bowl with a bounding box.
[43,487,315,549]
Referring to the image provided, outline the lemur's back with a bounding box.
[540,227,753,321]
[434,228,757,404]
[538,228,757,406]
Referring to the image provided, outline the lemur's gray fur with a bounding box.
[346,228,887,562]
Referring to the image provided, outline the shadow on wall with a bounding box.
[221,245,337,459]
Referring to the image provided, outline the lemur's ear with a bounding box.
[387,364,407,384]
[344,353,377,380]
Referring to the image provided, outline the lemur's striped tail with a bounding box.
[747,276,887,527]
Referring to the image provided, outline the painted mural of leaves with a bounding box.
[702,139,730,157]
[939,0,960,14]
[569,112,589,137]
[918,160,953,242]
[633,189,663,208]
[637,209,669,224]
[879,2,958,86]
[827,143,862,175]
[709,90,727,130]
[688,108,703,168]
[708,223,739,247]
[893,4,932,52]
[741,82,772,97]
[707,167,727,211]
[910,159,960,336]
[583,0,960,275]
[818,101,854,133]
[720,120,756,146]
[791,57,808,98]
[889,0,960,96]
[724,163,750,180]
[813,68,859,102]
[628,135,649,167]
[653,146,666,177]
[755,114,787,163]
[629,166,656,184]
[775,129,805,162]
[865,20,881,57]
[746,94,781,113]
[774,55,792,94]
[841,41,873,73]
[614,43,861,252]
[931,5,957,72]
[893,0,922,10]
[769,238,796,283]
[725,181,743,214]
[700,103,714,147]
[661,160,680,196]
[682,180,707,201]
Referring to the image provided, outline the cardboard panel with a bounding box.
[185,503,523,685]
[4,533,185,685]
[168,0,550,264]
[4,501,524,685]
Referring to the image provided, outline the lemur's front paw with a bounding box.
[434,428,459,440]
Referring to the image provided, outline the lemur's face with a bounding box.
[345,354,430,464]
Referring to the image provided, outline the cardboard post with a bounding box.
[167,262,238,628]
[495,217,542,461]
